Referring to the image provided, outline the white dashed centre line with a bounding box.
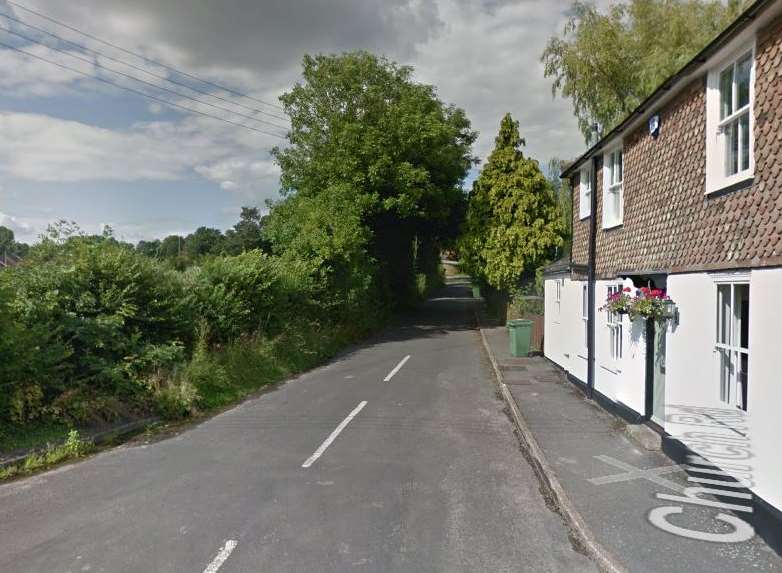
[383,355,411,382]
[202,540,237,573]
[301,400,368,468]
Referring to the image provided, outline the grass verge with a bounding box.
[0,430,93,481]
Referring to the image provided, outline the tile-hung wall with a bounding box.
[568,13,782,280]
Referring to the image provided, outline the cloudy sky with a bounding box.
[0,0,587,244]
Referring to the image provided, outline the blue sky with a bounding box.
[0,0,586,244]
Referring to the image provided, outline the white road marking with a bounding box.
[203,540,238,573]
[302,401,368,468]
[383,355,411,382]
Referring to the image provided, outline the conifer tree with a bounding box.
[460,114,565,291]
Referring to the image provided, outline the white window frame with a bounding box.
[606,284,623,361]
[714,277,750,411]
[602,146,623,229]
[582,284,588,349]
[579,166,591,219]
[705,41,755,194]
[555,279,562,315]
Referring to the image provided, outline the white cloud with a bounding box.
[412,0,583,163]
[0,112,281,194]
[3,0,584,163]
[0,43,97,96]
[0,0,588,243]
[0,210,32,234]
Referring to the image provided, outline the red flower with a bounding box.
[623,287,632,292]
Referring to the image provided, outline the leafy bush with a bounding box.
[1,240,194,424]
[187,251,314,343]
[0,228,382,430]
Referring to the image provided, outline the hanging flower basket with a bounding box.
[600,290,632,315]
[600,287,675,322]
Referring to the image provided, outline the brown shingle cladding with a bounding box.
[569,13,782,279]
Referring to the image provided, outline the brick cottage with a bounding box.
[544,0,782,551]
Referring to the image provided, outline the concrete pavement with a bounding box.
[480,322,782,573]
[0,283,595,573]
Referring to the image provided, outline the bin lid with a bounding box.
[506,319,533,327]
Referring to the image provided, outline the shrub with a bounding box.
[0,215,385,430]
[1,240,191,424]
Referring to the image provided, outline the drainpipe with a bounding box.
[587,154,599,400]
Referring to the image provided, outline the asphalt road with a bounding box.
[0,283,596,573]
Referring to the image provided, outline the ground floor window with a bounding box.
[555,279,562,315]
[716,282,749,410]
[582,284,588,349]
[607,284,623,360]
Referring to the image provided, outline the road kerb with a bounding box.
[476,316,626,573]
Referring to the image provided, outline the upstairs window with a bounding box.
[579,166,591,219]
[706,44,755,193]
[602,147,623,228]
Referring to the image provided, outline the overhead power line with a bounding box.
[0,11,290,124]
[6,1,286,112]
[0,24,290,132]
[0,39,287,139]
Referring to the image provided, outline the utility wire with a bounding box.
[0,11,290,124]
[6,1,286,112]
[0,39,287,139]
[0,25,290,132]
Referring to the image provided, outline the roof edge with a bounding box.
[560,0,774,179]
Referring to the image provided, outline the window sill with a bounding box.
[705,174,754,198]
[579,213,591,220]
[602,221,623,231]
[600,364,622,375]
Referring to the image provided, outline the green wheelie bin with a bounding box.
[507,319,533,357]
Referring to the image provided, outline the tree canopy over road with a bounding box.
[272,51,476,303]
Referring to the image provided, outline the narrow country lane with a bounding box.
[0,282,596,573]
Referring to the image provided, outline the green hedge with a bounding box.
[0,238,380,428]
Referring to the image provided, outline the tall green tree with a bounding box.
[184,227,225,258]
[224,207,268,254]
[460,114,565,291]
[272,51,476,302]
[542,0,749,141]
[159,235,184,258]
[136,239,162,258]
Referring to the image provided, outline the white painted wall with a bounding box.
[544,275,588,382]
[593,278,646,416]
[545,276,646,416]
[665,269,782,512]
